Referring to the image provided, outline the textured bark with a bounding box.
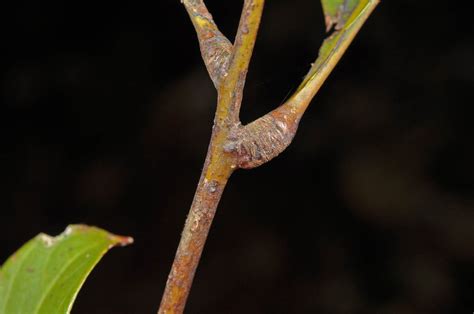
[182,0,232,87]
[224,106,301,169]
[158,159,231,314]
[158,2,265,313]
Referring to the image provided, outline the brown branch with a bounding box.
[159,0,377,313]
[157,158,232,314]
[158,1,265,313]
[217,0,265,125]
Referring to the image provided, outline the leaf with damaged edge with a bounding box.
[291,0,379,99]
[322,0,360,30]
[0,225,133,314]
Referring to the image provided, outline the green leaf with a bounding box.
[321,0,360,31]
[290,0,379,101]
[0,225,133,314]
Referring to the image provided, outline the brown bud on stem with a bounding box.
[224,105,302,169]
[182,0,233,87]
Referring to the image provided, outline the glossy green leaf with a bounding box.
[0,225,133,314]
[291,0,379,99]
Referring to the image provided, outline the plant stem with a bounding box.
[157,118,238,314]
[159,0,377,312]
[159,2,264,311]
[157,147,233,314]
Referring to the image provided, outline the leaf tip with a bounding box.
[110,234,134,247]
[68,224,134,247]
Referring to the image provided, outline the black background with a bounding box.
[1,0,473,313]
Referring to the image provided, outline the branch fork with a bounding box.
[181,0,300,171]
[159,1,379,313]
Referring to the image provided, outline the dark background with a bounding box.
[1,0,473,313]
